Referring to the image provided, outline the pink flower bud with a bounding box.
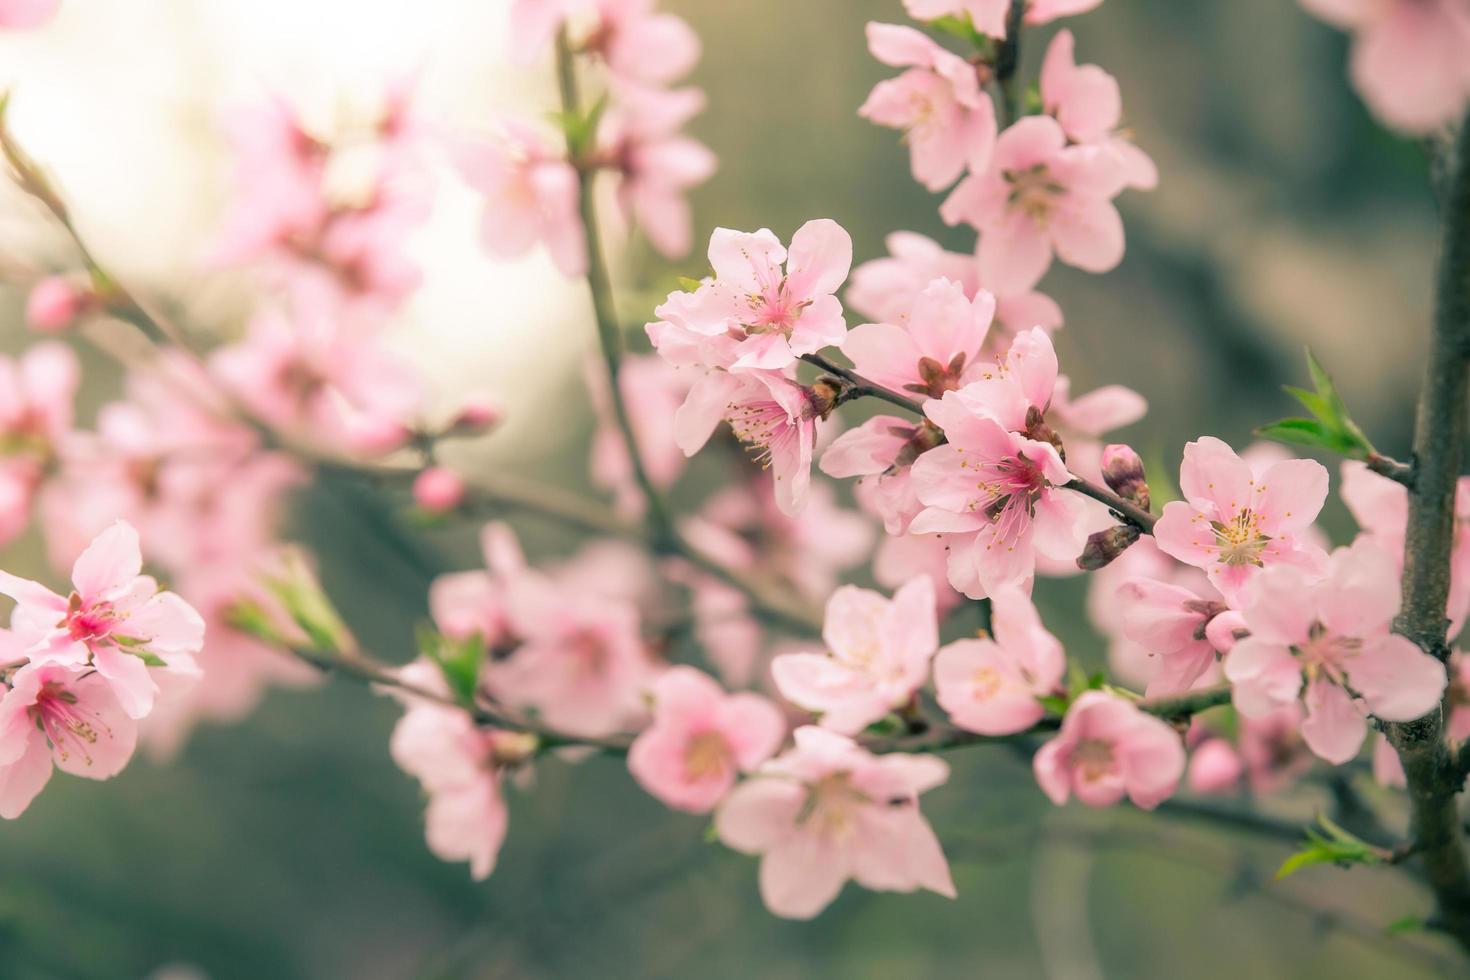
[25,275,85,333]
[1100,442,1149,509]
[1187,738,1244,795]
[1076,524,1139,571]
[413,466,466,513]
[447,396,501,436]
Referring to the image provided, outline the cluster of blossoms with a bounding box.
[0,522,204,816]
[3,0,1468,939]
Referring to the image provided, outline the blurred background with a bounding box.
[0,0,1459,977]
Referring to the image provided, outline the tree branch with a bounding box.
[800,352,929,416]
[1387,109,1470,955]
[1063,477,1158,534]
[993,0,1027,126]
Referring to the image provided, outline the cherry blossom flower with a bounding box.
[1299,0,1470,133]
[860,23,998,191]
[1114,575,1233,698]
[1187,736,1245,795]
[673,220,852,370]
[413,467,466,513]
[0,521,205,720]
[722,372,829,517]
[0,343,78,547]
[1033,690,1185,809]
[772,578,938,734]
[597,84,716,258]
[1224,539,1447,764]
[628,666,786,812]
[908,346,1088,597]
[1341,460,1470,639]
[209,302,420,454]
[1237,702,1315,796]
[872,531,963,617]
[934,586,1065,734]
[1153,436,1329,603]
[389,660,512,880]
[841,277,997,398]
[822,414,939,534]
[455,117,586,277]
[845,232,1063,358]
[585,0,701,85]
[941,115,1129,294]
[0,662,136,818]
[715,726,954,919]
[1039,29,1157,190]
[483,565,656,738]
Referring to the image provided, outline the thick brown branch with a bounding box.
[1387,109,1470,954]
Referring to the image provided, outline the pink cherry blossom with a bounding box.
[0,342,78,547]
[1341,460,1470,638]
[389,659,511,880]
[860,23,998,191]
[934,586,1065,734]
[902,0,1010,36]
[507,0,582,62]
[822,413,939,534]
[0,521,205,720]
[1039,29,1157,190]
[25,276,86,333]
[941,115,1129,294]
[908,344,1088,596]
[597,84,716,258]
[1033,690,1185,809]
[1236,702,1314,796]
[209,302,419,454]
[0,0,60,29]
[483,566,656,738]
[455,117,586,277]
[674,220,852,370]
[1026,0,1104,25]
[1114,575,1231,698]
[1299,0,1470,133]
[772,578,938,734]
[587,0,701,85]
[872,531,963,617]
[628,666,785,812]
[0,662,137,818]
[841,277,997,399]
[1224,539,1447,764]
[1153,436,1329,603]
[721,372,828,517]
[715,726,954,919]
[845,232,1063,356]
[1044,375,1147,484]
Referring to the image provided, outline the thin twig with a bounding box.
[800,352,929,416]
[1063,477,1158,534]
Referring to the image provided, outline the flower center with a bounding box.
[1209,509,1271,567]
[961,452,1048,549]
[1295,622,1360,685]
[797,772,873,842]
[1005,164,1064,223]
[63,591,115,644]
[1072,738,1116,782]
[741,280,810,337]
[31,681,111,768]
[683,730,733,781]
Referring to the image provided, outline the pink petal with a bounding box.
[760,831,849,919]
[1223,638,1302,717]
[1300,678,1367,765]
[0,728,51,819]
[1348,634,1447,722]
[785,219,853,300]
[1049,197,1125,273]
[715,777,804,853]
[72,521,143,600]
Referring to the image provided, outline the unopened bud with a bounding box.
[413,466,466,513]
[1101,443,1149,509]
[807,378,843,420]
[490,730,540,767]
[446,395,501,436]
[1077,524,1140,571]
[25,275,89,333]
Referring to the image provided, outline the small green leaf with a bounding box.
[1036,694,1070,716]
[864,714,905,737]
[1275,812,1384,880]
[419,625,486,706]
[1257,349,1377,462]
[676,276,704,293]
[1385,915,1425,935]
[125,650,167,668]
[929,14,989,50]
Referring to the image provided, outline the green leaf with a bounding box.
[1385,915,1425,935]
[419,625,486,706]
[929,14,988,50]
[1275,812,1385,880]
[1036,694,1070,716]
[676,275,704,293]
[125,650,167,668]
[1257,348,1377,462]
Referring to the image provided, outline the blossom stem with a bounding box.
[1366,451,1415,488]
[800,353,929,416]
[1387,108,1470,954]
[1062,477,1158,535]
[553,28,676,547]
[993,0,1027,127]
[289,641,633,755]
